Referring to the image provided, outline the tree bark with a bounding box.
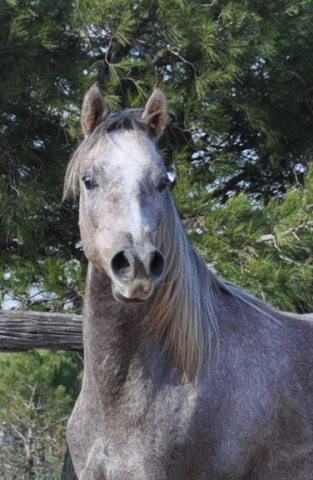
[0,310,83,352]
[60,446,78,480]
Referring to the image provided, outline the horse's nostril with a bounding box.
[111,249,164,282]
[150,251,165,280]
[111,251,131,276]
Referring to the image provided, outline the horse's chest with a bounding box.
[70,381,206,480]
[80,434,151,480]
[79,424,206,480]
[99,397,195,478]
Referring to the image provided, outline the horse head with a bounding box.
[69,85,173,305]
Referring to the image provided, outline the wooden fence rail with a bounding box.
[0,310,83,352]
[1,310,312,353]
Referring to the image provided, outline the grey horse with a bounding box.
[64,85,313,480]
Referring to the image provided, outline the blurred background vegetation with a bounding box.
[1,0,313,477]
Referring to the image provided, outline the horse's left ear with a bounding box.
[142,88,168,140]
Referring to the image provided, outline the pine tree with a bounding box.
[176,161,313,313]
[2,0,313,312]
[0,0,88,312]
[74,0,313,199]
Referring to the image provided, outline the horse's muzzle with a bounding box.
[110,248,165,303]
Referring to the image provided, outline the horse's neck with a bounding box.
[82,263,151,392]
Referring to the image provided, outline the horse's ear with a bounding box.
[81,84,108,137]
[142,88,168,140]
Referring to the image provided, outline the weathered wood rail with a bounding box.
[0,310,83,352]
[0,308,312,480]
[1,310,312,353]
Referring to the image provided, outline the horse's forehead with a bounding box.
[90,130,164,181]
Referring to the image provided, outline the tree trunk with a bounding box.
[60,446,78,480]
[60,350,84,480]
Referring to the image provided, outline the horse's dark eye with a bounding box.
[158,178,170,192]
[82,175,96,190]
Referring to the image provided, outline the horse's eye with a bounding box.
[158,177,171,192]
[82,175,96,190]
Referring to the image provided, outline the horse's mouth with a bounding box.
[114,294,146,306]
[112,284,153,306]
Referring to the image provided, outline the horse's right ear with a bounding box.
[81,84,108,137]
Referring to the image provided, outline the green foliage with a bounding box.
[175,161,313,312]
[0,351,77,479]
[73,0,313,200]
[0,0,88,312]
[2,1,313,311]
